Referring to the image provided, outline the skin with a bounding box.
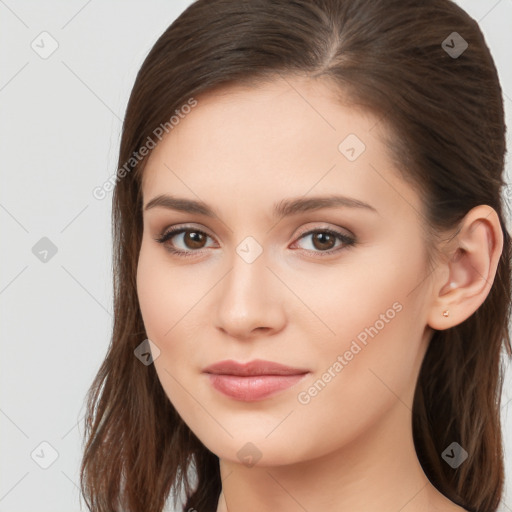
[136,75,503,512]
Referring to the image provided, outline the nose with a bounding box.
[214,251,286,340]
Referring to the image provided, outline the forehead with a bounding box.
[148,76,379,154]
[140,76,420,221]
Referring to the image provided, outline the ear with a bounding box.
[427,205,504,330]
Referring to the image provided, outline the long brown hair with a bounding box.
[79,1,511,511]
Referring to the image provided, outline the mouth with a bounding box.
[202,359,310,401]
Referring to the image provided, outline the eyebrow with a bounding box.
[144,194,378,218]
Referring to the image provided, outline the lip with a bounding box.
[202,359,310,401]
[202,358,309,376]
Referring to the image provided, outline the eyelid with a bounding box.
[154,223,212,240]
[294,222,355,239]
[156,222,354,241]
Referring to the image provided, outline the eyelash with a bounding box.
[153,225,356,259]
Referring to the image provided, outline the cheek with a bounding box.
[136,242,208,379]
[137,242,187,339]
[136,246,200,413]
[294,237,428,406]
[136,252,165,339]
[293,235,426,358]
[136,244,185,358]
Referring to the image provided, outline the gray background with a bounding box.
[0,1,511,511]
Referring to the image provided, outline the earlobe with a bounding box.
[427,206,504,331]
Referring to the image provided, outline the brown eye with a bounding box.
[154,227,215,257]
[293,228,356,256]
[182,231,207,249]
[154,226,356,259]
[310,232,336,251]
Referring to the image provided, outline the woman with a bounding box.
[80,1,511,511]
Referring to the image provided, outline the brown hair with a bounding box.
[79,1,511,511]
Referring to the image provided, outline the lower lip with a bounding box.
[206,373,308,401]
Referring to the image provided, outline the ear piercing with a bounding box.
[442,310,450,317]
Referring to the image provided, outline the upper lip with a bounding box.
[202,359,309,376]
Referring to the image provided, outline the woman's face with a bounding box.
[136,76,435,466]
